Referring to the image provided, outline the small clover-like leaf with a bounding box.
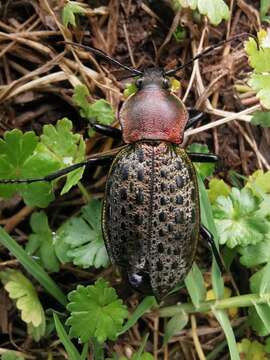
[213,188,270,248]
[246,170,270,193]
[246,30,270,109]
[248,74,270,109]
[177,0,229,25]
[62,1,86,27]
[40,118,86,194]
[56,200,109,268]
[237,338,267,360]
[26,212,60,272]
[0,129,58,207]
[0,269,46,341]
[251,111,270,128]
[66,279,128,343]
[208,178,231,204]
[73,85,115,126]
[187,143,215,180]
[239,236,270,268]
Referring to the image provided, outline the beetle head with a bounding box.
[135,68,170,91]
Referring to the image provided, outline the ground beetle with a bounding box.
[0,33,256,299]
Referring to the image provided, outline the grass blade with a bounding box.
[185,262,206,308]
[212,309,240,360]
[53,313,81,360]
[118,296,157,335]
[0,226,67,306]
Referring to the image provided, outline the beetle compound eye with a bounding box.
[135,78,144,89]
[162,78,170,89]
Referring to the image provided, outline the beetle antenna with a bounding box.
[63,41,143,76]
[165,33,260,76]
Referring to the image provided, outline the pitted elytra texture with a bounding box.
[102,141,200,298]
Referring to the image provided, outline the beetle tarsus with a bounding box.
[200,225,226,273]
[188,153,219,163]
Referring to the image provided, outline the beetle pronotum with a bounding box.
[0,33,257,299]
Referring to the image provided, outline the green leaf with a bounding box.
[197,174,224,299]
[264,337,270,353]
[163,311,188,344]
[250,263,270,297]
[248,74,270,109]
[184,263,206,308]
[213,187,270,248]
[251,111,270,128]
[0,269,46,341]
[254,303,270,334]
[177,0,229,25]
[246,35,270,73]
[0,129,58,207]
[118,296,157,335]
[212,309,240,360]
[73,85,115,125]
[248,307,270,337]
[239,236,270,268]
[130,334,152,360]
[56,200,109,269]
[246,30,270,109]
[53,313,81,360]
[260,261,270,295]
[26,212,60,272]
[246,170,270,194]
[123,83,138,98]
[260,0,270,20]
[187,143,215,180]
[207,178,231,204]
[1,352,25,360]
[0,227,67,307]
[40,118,86,195]
[62,1,86,27]
[66,279,128,343]
[237,338,267,360]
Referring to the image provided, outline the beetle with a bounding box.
[0,33,256,299]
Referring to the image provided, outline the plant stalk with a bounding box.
[158,293,270,317]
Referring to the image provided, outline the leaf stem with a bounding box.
[158,293,270,317]
[78,182,91,203]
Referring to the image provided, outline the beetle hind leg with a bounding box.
[188,153,219,163]
[200,225,226,273]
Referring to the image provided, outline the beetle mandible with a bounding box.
[0,34,255,299]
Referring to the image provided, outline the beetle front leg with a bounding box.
[90,123,122,140]
[188,153,219,163]
[185,109,209,130]
[200,225,226,273]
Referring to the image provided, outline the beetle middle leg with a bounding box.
[200,225,226,273]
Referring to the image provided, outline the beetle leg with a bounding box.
[188,153,219,163]
[200,225,226,273]
[90,123,122,140]
[0,155,114,184]
[185,109,208,130]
